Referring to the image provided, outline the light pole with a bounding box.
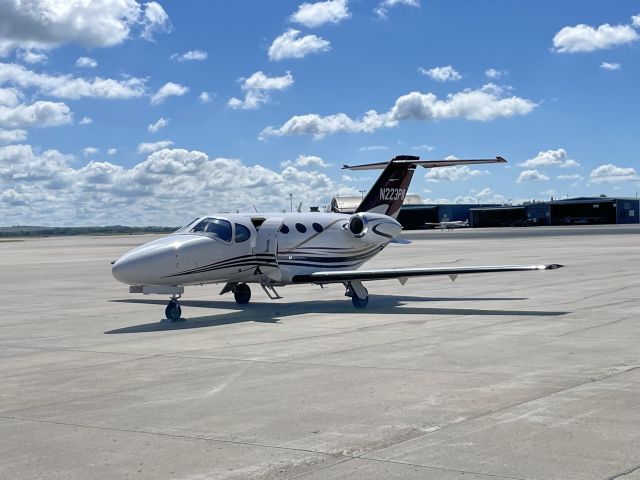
[289,193,293,212]
[358,189,366,200]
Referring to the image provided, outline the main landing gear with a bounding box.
[219,282,253,305]
[233,283,251,304]
[345,280,369,309]
[165,294,182,322]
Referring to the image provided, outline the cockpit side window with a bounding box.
[235,223,251,243]
[190,218,232,242]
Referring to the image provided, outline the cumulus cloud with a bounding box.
[18,50,48,64]
[83,147,98,157]
[0,90,72,128]
[170,50,207,61]
[268,29,331,61]
[359,145,388,152]
[107,148,118,155]
[290,0,351,28]
[261,83,536,139]
[552,19,639,53]
[485,68,505,79]
[139,2,172,41]
[228,71,294,110]
[148,117,169,133]
[600,62,621,71]
[557,173,581,180]
[0,62,146,99]
[425,165,487,182]
[375,0,420,19]
[79,116,92,125]
[0,128,27,143]
[150,82,188,105]
[137,140,174,154]
[518,149,579,169]
[0,0,171,55]
[198,92,213,103]
[419,65,462,82]
[0,144,73,183]
[0,145,341,225]
[280,154,331,169]
[517,169,550,183]
[589,164,638,183]
[412,144,435,151]
[76,57,97,68]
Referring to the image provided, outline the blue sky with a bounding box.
[0,0,639,225]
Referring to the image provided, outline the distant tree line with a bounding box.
[0,226,178,237]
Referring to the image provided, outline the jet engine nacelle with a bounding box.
[347,212,402,244]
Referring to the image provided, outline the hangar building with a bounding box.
[471,197,639,227]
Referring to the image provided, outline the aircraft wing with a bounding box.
[291,264,563,284]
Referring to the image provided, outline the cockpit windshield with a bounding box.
[189,217,232,242]
[173,218,200,234]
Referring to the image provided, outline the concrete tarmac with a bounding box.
[1,227,639,479]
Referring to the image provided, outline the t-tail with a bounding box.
[342,155,507,218]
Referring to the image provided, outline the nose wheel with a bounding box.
[165,297,182,322]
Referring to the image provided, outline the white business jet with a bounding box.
[425,219,470,230]
[112,155,562,321]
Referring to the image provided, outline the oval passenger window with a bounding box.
[312,223,323,233]
[295,223,307,233]
[280,224,290,234]
[235,223,251,243]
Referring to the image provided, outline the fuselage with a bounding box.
[112,212,402,287]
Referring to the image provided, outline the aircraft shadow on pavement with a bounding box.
[105,295,568,334]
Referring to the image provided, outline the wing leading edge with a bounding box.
[292,263,563,284]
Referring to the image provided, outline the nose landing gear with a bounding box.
[165,294,182,322]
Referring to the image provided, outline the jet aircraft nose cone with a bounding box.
[111,255,140,285]
[112,238,178,285]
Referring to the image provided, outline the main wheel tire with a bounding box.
[165,300,182,321]
[234,283,251,304]
[351,295,369,309]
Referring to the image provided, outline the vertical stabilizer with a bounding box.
[349,155,419,218]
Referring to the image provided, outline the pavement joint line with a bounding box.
[0,353,163,380]
[0,319,62,329]
[285,451,526,480]
[0,343,156,355]
[0,415,524,480]
[605,463,640,480]
[214,312,558,361]
[0,414,346,459]
[158,353,601,383]
[354,364,640,462]
[0,363,244,417]
[557,316,635,337]
[4,354,627,449]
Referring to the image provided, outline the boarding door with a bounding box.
[254,217,282,282]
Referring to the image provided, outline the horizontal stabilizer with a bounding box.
[292,263,563,284]
[343,156,506,170]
